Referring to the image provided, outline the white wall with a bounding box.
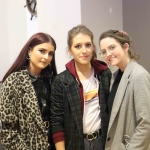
[0,1,9,81]
[81,0,123,61]
[6,1,28,64]
[37,0,81,73]
[0,0,123,80]
[81,0,122,72]
[26,9,38,39]
[0,0,38,80]
[0,0,28,80]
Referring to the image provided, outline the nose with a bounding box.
[44,53,49,59]
[82,46,87,53]
[105,50,111,56]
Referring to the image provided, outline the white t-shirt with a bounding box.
[81,72,101,134]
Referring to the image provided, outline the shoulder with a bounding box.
[3,71,20,85]
[103,68,112,76]
[133,63,149,74]
[3,69,30,86]
[98,68,112,79]
[124,62,150,87]
[54,70,73,81]
[52,70,70,85]
[52,70,78,88]
[1,71,23,94]
[130,62,150,78]
[98,68,111,88]
[7,69,28,78]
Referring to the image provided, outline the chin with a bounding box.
[109,60,118,66]
[39,66,47,70]
[81,61,91,65]
[110,63,118,67]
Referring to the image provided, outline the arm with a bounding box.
[127,72,150,150]
[55,141,65,150]
[0,76,28,149]
[50,75,65,150]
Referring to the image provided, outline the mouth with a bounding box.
[108,57,116,63]
[40,61,48,64]
[81,55,89,58]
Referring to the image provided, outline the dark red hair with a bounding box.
[2,32,57,82]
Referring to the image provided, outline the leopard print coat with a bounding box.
[0,69,49,150]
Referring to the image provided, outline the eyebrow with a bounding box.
[49,51,55,53]
[39,48,55,52]
[74,41,92,45]
[101,44,115,51]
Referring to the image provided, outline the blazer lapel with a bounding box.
[108,61,137,132]
[64,78,83,137]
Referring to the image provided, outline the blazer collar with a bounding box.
[108,60,137,132]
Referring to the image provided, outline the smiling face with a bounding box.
[28,42,55,76]
[100,37,130,70]
[69,33,94,66]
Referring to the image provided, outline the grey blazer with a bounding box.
[105,60,150,150]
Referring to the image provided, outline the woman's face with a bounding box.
[99,37,129,69]
[29,42,55,75]
[69,33,94,66]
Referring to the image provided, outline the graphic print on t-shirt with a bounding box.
[84,89,98,103]
[82,73,101,133]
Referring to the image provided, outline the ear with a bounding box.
[28,47,32,55]
[68,49,72,55]
[123,43,129,52]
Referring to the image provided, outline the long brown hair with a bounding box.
[2,32,57,82]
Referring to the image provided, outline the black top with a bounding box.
[29,73,52,122]
[107,69,123,121]
[29,72,56,150]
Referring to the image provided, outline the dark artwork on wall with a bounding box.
[24,0,37,20]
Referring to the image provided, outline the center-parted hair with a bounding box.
[99,30,139,60]
[67,25,97,59]
[2,32,57,82]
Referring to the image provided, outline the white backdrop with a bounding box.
[0,0,123,81]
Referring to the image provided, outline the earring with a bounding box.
[70,54,73,59]
[26,54,30,60]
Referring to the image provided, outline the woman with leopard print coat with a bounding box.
[0,33,57,150]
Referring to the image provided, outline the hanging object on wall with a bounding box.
[24,0,37,20]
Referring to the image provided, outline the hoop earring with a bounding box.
[70,54,74,59]
[26,54,30,60]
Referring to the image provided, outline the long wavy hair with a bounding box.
[2,32,57,82]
